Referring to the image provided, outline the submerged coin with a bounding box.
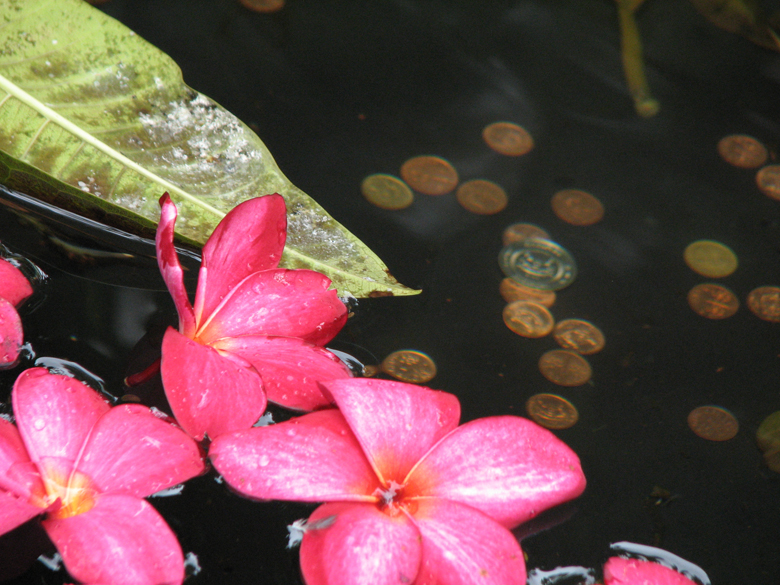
[361,174,414,210]
[688,406,739,441]
[717,134,768,169]
[553,319,605,355]
[502,301,554,338]
[526,394,579,430]
[381,350,437,384]
[551,189,604,226]
[747,285,780,322]
[456,179,508,214]
[501,223,551,246]
[482,122,534,156]
[499,278,556,307]
[687,283,739,319]
[400,156,458,195]
[756,165,780,200]
[498,238,577,291]
[683,240,738,278]
[757,411,780,473]
[240,0,285,12]
[538,349,592,387]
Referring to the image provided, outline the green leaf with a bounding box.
[0,0,418,298]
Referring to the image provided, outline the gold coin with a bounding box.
[239,0,285,12]
[482,122,534,156]
[683,240,738,278]
[499,278,556,307]
[746,285,780,322]
[502,301,554,338]
[501,223,550,246]
[361,174,414,210]
[756,165,780,200]
[380,350,437,384]
[687,406,739,441]
[538,349,592,387]
[362,365,380,377]
[456,179,508,215]
[553,319,605,355]
[400,156,458,196]
[687,283,739,319]
[717,134,768,169]
[756,411,780,473]
[551,189,604,226]
[526,394,579,430]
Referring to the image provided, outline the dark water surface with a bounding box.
[2,0,780,583]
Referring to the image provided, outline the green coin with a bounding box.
[361,174,414,210]
[498,238,577,291]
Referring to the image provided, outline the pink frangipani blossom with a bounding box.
[0,257,34,368]
[0,368,205,585]
[209,378,587,585]
[604,557,699,585]
[156,192,350,440]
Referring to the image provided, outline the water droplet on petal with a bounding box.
[33,419,45,431]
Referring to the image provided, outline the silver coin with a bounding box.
[498,238,577,291]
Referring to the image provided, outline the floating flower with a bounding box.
[210,378,587,585]
[156,193,350,440]
[0,257,34,368]
[604,557,699,585]
[0,368,205,585]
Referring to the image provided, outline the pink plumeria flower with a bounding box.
[0,258,34,368]
[210,378,587,585]
[604,557,699,585]
[156,192,350,440]
[0,368,205,585]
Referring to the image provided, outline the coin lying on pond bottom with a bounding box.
[683,240,738,278]
[551,189,604,226]
[538,349,592,387]
[503,300,554,338]
[747,285,780,322]
[553,319,605,355]
[498,238,577,291]
[240,0,285,12]
[499,278,556,307]
[501,223,550,246]
[400,155,458,195]
[361,174,414,210]
[717,134,768,169]
[687,283,739,319]
[688,406,739,441]
[482,121,534,156]
[526,393,579,430]
[756,411,780,473]
[380,350,437,384]
[756,164,780,200]
[456,179,508,214]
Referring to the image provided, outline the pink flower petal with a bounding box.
[44,494,184,585]
[321,379,461,486]
[0,419,43,502]
[77,403,204,498]
[196,194,287,322]
[0,258,33,306]
[196,269,347,346]
[0,298,23,367]
[160,327,266,441]
[209,409,380,502]
[12,368,110,465]
[215,335,351,411]
[0,489,41,536]
[406,416,586,528]
[156,193,196,337]
[300,501,422,585]
[603,557,698,585]
[408,498,526,585]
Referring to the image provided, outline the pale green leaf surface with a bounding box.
[0,0,418,297]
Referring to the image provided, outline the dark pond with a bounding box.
[2,0,780,583]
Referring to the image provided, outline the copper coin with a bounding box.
[239,0,285,12]
[747,285,780,322]
[456,179,508,215]
[538,349,592,387]
[526,394,579,430]
[756,165,780,200]
[687,406,739,441]
[482,122,534,156]
[381,350,437,384]
[499,278,556,307]
[502,301,554,338]
[551,189,604,226]
[501,223,550,246]
[717,134,768,169]
[687,283,739,319]
[498,238,577,291]
[361,174,414,210]
[399,156,458,196]
[683,240,738,278]
[553,319,605,355]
